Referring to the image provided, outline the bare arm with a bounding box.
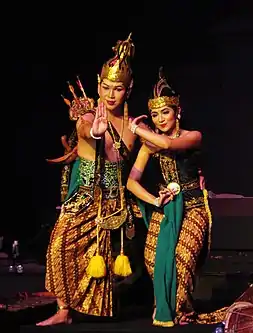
[127,144,172,206]
[135,126,202,150]
[127,144,157,205]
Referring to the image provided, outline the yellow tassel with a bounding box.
[114,253,132,277]
[86,224,106,278]
[113,227,132,277]
[86,254,106,278]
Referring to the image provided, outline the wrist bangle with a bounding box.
[90,128,102,140]
[130,123,139,134]
[154,197,160,207]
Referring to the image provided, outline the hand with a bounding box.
[61,135,72,152]
[128,115,148,132]
[199,175,205,190]
[198,169,206,190]
[91,102,108,137]
[157,189,174,207]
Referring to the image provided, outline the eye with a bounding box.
[102,85,109,90]
[163,110,170,115]
[151,113,158,118]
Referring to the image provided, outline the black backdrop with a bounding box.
[13,1,253,249]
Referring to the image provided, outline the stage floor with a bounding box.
[1,252,252,333]
[19,319,218,333]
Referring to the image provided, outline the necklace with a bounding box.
[108,117,124,150]
[167,127,181,139]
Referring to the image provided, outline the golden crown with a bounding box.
[99,33,135,88]
[62,77,95,121]
[148,96,180,110]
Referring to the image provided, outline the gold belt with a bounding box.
[181,179,199,191]
[79,185,120,198]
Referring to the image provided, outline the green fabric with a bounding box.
[64,158,81,201]
[138,193,183,322]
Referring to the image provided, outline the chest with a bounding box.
[105,126,136,152]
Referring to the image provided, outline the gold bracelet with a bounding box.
[154,197,160,207]
[130,123,139,134]
[58,305,69,310]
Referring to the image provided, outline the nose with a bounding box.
[108,89,115,99]
[158,114,164,123]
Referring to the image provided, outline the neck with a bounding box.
[166,127,177,137]
[107,105,123,121]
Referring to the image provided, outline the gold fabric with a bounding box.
[45,187,124,316]
[144,206,227,324]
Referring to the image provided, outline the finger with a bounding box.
[163,196,172,205]
[161,192,173,201]
[103,104,107,120]
[61,136,71,152]
[159,189,171,195]
[159,190,167,196]
[100,102,104,115]
[94,106,99,119]
[133,115,148,124]
[98,103,102,118]
[100,102,105,119]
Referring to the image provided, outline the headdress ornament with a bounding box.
[61,76,95,121]
[148,67,180,110]
[98,33,135,88]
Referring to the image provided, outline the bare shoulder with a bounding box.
[180,129,202,140]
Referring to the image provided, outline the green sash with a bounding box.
[138,193,183,323]
[64,158,81,201]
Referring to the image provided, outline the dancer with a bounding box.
[37,34,145,326]
[127,68,226,327]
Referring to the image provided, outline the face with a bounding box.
[98,78,126,112]
[150,106,176,133]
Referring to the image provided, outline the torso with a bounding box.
[77,116,136,162]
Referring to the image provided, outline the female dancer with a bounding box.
[127,68,226,327]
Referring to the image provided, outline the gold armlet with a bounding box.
[58,305,69,310]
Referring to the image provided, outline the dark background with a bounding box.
[13,0,253,246]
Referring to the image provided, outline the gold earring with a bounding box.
[124,101,128,124]
[176,119,180,132]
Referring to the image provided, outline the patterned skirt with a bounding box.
[45,186,125,317]
[144,205,227,324]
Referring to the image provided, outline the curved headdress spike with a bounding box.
[154,66,174,98]
[99,33,135,88]
[148,67,180,110]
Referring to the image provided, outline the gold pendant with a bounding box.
[113,142,121,150]
[167,182,181,195]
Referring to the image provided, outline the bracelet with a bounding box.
[90,128,102,140]
[130,123,139,134]
[154,197,160,207]
[58,305,69,310]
